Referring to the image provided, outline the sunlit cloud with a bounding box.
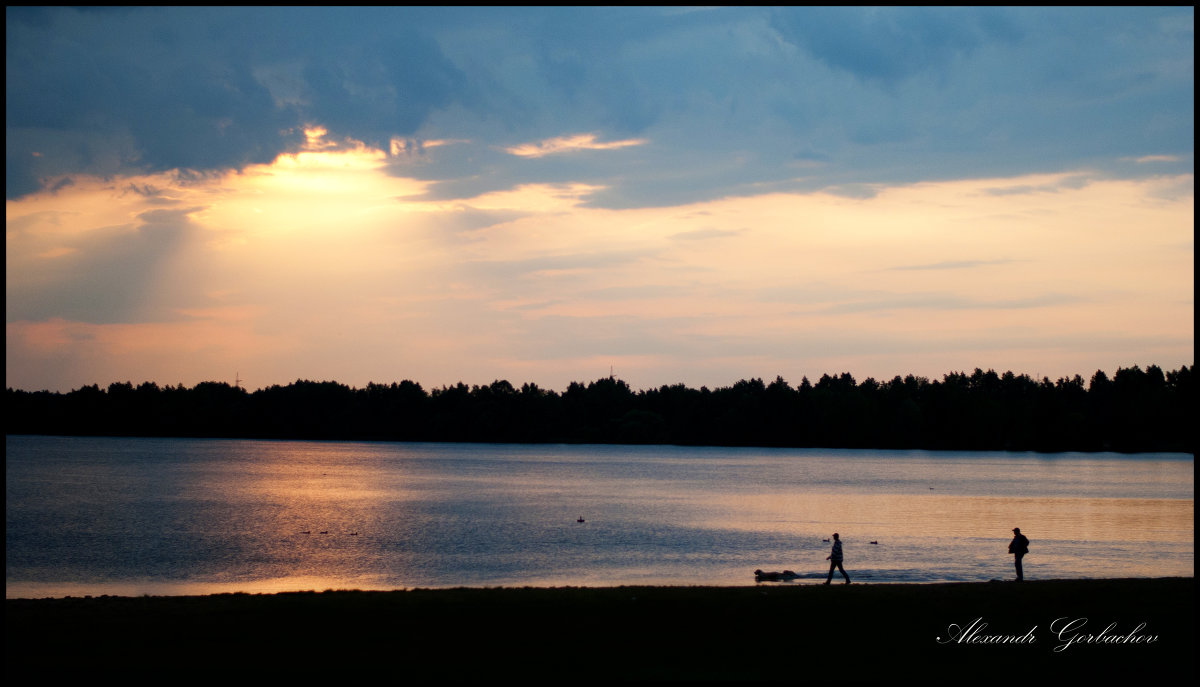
[822,292,1086,314]
[669,228,747,241]
[462,183,607,212]
[888,259,1019,271]
[388,137,467,158]
[980,173,1093,196]
[6,161,1193,391]
[1130,155,1182,164]
[504,133,649,158]
[5,7,1193,393]
[302,126,337,149]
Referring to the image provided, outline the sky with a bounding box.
[6,6,1194,394]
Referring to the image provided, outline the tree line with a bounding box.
[5,365,1193,453]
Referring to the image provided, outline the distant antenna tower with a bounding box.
[235,371,243,389]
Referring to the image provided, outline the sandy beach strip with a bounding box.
[6,578,1193,682]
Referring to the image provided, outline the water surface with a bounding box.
[5,436,1193,597]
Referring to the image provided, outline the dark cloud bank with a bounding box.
[7,7,1193,205]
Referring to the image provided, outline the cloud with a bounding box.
[504,133,648,158]
[770,6,1022,84]
[6,205,209,324]
[888,259,1018,271]
[1131,155,1183,164]
[669,228,745,241]
[822,293,1086,315]
[9,7,1191,206]
[982,174,1094,196]
[5,7,462,199]
[5,157,1193,392]
[460,249,659,288]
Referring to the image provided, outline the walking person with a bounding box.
[1008,527,1030,581]
[824,532,851,584]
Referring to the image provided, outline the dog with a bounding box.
[754,569,800,582]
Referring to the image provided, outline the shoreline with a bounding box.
[7,577,1193,681]
[9,432,1197,457]
[1,574,1187,601]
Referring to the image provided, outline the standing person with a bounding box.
[824,533,851,584]
[1008,527,1030,581]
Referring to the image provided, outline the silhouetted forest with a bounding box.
[5,365,1194,453]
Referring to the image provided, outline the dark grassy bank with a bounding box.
[5,578,1193,682]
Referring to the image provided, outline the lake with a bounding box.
[5,435,1193,598]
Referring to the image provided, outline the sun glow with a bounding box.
[6,129,1193,393]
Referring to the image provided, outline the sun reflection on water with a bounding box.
[5,438,1193,597]
[689,492,1193,544]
